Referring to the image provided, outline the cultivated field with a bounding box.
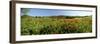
[21,15,92,35]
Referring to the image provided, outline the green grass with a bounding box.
[21,15,92,35]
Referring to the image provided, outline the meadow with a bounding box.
[21,15,92,35]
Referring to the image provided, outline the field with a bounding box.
[21,15,92,35]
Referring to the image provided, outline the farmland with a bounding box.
[21,15,92,35]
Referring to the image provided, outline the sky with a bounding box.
[21,8,92,16]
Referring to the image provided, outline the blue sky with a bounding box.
[21,8,92,16]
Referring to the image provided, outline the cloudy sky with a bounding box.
[21,8,92,16]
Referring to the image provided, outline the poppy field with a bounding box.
[21,15,92,35]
